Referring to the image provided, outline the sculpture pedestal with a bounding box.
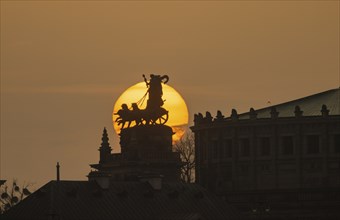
[90,125,181,182]
[120,125,173,156]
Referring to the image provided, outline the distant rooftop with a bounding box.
[2,180,238,220]
[238,88,340,119]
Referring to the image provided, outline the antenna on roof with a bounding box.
[338,63,340,112]
[56,162,60,182]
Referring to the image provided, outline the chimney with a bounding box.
[56,162,60,181]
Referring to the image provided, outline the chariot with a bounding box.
[114,74,169,129]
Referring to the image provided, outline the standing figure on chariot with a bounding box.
[143,74,169,111]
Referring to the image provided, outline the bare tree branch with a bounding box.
[173,131,195,183]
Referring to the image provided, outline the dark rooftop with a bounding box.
[238,88,340,119]
[1,180,238,220]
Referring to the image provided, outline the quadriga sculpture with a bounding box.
[114,74,169,129]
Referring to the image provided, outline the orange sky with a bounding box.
[1,1,339,188]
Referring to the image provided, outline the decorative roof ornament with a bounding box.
[294,105,303,117]
[215,110,225,121]
[249,108,257,120]
[101,127,111,149]
[205,111,213,123]
[99,127,112,163]
[321,104,329,117]
[194,113,204,125]
[231,109,238,121]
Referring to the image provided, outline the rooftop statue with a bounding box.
[143,74,169,110]
[115,74,169,129]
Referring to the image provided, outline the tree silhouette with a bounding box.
[174,132,195,183]
[0,180,32,213]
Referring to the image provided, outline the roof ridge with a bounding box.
[238,88,339,115]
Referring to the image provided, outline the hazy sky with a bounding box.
[1,1,339,188]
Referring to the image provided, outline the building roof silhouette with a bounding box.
[191,88,340,220]
[2,180,238,220]
[238,88,340,119]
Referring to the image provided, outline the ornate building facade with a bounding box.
[191,88,340,219]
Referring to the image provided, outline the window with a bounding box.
[223,139,233,158]
[260,137,271,156]
[334,134,340,153]
[239,138,250,157]
[282,136,294,155]
[306,135,320,154]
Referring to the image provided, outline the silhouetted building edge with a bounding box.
[191,88,340,220]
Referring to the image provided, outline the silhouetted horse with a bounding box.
[115,104,168,128]
[115,103,143,128]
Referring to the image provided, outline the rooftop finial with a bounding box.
[205,111,212,122]
[99,127,112,163]
[101,127,110,148]
[56,162,60,181]
[215,110,224,121]
[231,109,238,121]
